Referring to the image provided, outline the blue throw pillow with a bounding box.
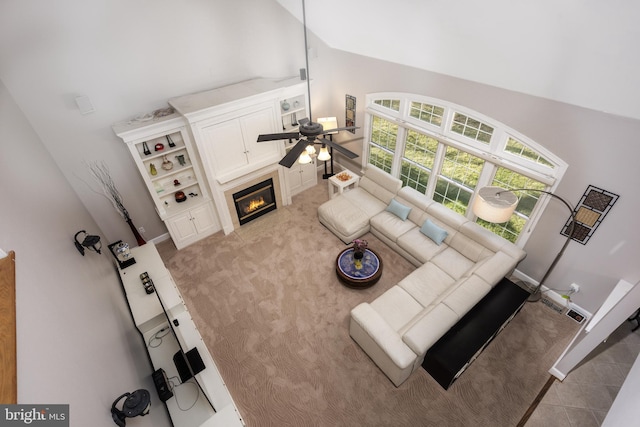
[420,219,448,245]
[386,199,411,220]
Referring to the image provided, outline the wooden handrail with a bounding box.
[0,250,17,403]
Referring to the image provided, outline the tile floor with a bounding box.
[525,316,640,426]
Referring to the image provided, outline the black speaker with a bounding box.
[152,368,173,402]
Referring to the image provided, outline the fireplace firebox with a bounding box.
[232,179,277,225]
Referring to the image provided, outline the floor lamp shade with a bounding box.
[473,186,518,223]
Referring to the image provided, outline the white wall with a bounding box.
[277,0,640,121]
[0,80,170,426]
[0,0,306,244]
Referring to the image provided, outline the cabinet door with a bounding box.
[200,119,247,177]
[190,203,217,234]
[167,212,197,243]
[287,165,303,195]
[300,160,317,189]
[240,107,279,164]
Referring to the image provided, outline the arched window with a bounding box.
[364,93,568,245]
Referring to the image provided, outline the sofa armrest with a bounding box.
[350,303,417,370]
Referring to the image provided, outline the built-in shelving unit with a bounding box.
[113,114,220,249]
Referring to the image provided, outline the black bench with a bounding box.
[422,277,529,389]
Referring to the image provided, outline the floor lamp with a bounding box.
[473,186,577,302]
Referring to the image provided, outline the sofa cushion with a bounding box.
[370,286,424,332]
[448,232,494,263]
[358,166,402,205]
[420,219,448,245]
[396,228,447,263]
[398,263,456,307]
[317,195,370,237]
[402,303,460,356]
[430,247,476,280]
[386,199,411,220]
[342,188,388,217]
[396,186,435,212]
[442,275,492,317]
[473,251,520,286]
[370,211,417,243]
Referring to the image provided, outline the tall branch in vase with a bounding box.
[87,161,146,246]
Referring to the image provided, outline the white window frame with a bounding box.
[363,92,568,247]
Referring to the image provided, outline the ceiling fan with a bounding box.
[256,0,359,168]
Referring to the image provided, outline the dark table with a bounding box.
[336,248,383,289]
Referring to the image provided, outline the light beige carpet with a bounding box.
[157,178,579,427]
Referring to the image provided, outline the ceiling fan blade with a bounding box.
[320,138,359,159]
[279,139,309,168]
[321,125,359,134]
[257,132,300,142]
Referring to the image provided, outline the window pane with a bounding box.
[451,113,493,144]
[374,99,400,111]
[476,167,547,242]
[370,116,397,151]
[369,146,394,173]
[400,130,438,192]
[505,137,555,169]
[434,146,485,214]
[409,102,444,126]
[401,161,429,193]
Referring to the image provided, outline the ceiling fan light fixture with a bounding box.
[305,144,316,155]
[318,145,331,161]
[298,150,312,164]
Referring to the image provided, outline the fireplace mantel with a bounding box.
[169,78,309,235]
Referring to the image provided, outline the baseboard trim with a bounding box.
[512,269,591,319]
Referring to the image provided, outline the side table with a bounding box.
[328,169,360,199]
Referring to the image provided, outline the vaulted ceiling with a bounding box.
[276,0,640,120]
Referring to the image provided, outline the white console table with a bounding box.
[117,242,244,427]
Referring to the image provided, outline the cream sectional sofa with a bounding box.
[318,166,526,386]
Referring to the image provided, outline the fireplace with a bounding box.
[232,178,277,225]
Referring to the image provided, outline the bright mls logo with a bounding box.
[0,405,68,426]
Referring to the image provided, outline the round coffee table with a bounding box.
[336,248,383,289]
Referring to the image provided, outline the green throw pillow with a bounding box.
[386,199,411,220]
[421,219,448,245]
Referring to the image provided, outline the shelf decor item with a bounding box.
[166,134,176,148]
[108,240,136,269]
[87,161,146,246]
[161,155,173,171]
[149,163,157,176]
[473,186,577,302]
[142,142,151,156]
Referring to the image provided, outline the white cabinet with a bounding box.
[195,103,280,183]
[166,202,217,249]
[113,114,221,249]
[286,145,317,196]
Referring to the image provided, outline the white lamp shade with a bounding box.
[317,117,338,134]
[298,150,312,164]
[318,145,331,161]
[305,144,316,155]
[473,186,518,223]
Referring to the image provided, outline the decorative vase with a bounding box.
[353,250,364,260]
[282,100,290,111]
[126,218,146,246]
[149,163,157,176]
[161,155,173,171]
